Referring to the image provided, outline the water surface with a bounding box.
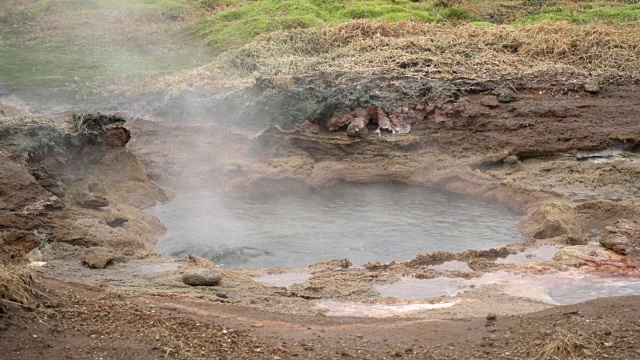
[149,183,522,268]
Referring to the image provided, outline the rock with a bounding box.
[584,79,601,94]
[480,96,500,108]
[43,185,65,198]
[390,115,411,134]
[553,245,624,267]
[0,109,4,117]
[292,120,320,134]
[182,268,222,286]
[346,116,368,137]
[600,219,640,264]
[486,313,497,321]
[520,202,581,239]
[565,235,588,246]
[503,155,519,165]
[327,114,352,131]
[216,292,229,299]
[81,247,120,269]
[80,194,109,209]
[106,217,128,228]
[494,88,517,103]
[44,196,65,211]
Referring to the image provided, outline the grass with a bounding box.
[190,0,640,48]
[516,2,640,25]
[192,0,475,49]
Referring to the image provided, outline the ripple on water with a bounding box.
[148,183,522,268]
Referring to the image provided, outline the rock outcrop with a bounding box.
[601,220,640,265]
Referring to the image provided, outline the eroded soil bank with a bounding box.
[1,73,640,359]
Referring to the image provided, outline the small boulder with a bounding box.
[81,247,120,269]
[0,109,5,117]
[182,268,222,286]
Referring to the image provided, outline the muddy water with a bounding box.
[149,183,522,268]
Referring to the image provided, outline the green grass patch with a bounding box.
[515,3,640,25]
[192,0,475,48]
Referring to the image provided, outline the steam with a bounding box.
[0,0,212,115]
[149,182,522,268]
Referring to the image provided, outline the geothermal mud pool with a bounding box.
[149,182,522,267]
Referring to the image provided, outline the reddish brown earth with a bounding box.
[1,277,639,359]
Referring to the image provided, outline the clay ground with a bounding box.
[1,276,639,360]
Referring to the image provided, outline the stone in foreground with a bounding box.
[182,268,222,286]
[81,247,119,269]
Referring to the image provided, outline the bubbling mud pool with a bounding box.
[149,183,522,268]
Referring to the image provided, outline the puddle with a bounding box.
[496,246,560,264]
[377,277,467,300]
[427,261,472,272]
[375,271,640,305]
[253,272,311,287]
[316,300,458,317]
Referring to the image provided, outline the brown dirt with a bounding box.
[0,276,639,359]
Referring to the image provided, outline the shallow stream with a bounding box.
[149,183,522,268]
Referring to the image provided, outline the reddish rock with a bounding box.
[601,219,640,265]
[346,116,369,137]
[292,120,320,134]
[327,114,353,131]
[80,194,109,209]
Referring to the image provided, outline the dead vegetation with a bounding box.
[136,20,640,94]
[536,331,597,359]
[0,263,36,307]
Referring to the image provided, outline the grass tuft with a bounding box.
[0,263,36,307]
[536,331,596,359]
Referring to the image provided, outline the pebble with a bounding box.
[487,313,497,321]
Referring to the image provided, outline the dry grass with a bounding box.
[0,263,36,306]
[136,20,640,94]
[536,332,597,359]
